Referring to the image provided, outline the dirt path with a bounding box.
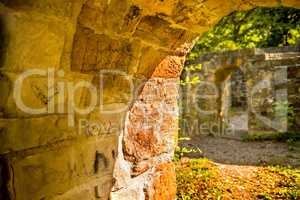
[180,135,300,167]
[216,164,260,199]
[218,163,259,179]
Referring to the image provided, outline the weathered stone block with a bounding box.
[237,0,280,10]
[6,136,117,200]
[53,177,112,200]
[1,0,76,18]
[0,72,95,118]
[138,78,179,103]
[0,115,74,154]
[147,162,176,200]
[1,14,66,72]
[71,26,141,73]
[132,0,178,16]
[78,0,140,35]
[171,0,221,32]
[136,46,170,78]
[152,55,184,78]
[81,105,127,136]
[123,78,179,163]
[133,15,196,50]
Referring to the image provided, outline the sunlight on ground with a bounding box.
[176,158,300,200]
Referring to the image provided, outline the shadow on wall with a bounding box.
[0,15,11,117]
[0,15,6,68]
[0,11,10,200]
[0,157,10,200]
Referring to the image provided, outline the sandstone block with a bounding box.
[133,15,196,50]
[0,115,74,154]
[78,0,141,35]
[1,14,66,72]
[0,72,95,118]
[72,27,141,73]
[148,162,176,200]
[123,78,179,163]
[1,0,76,18]
[152,56,184,78]
[132,0,178,16]
[136,46,170,78]
[6,136,117,200]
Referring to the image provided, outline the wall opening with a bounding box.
[177,6,300,199]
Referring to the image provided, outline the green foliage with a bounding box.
[180,76,201,86]
[174,144,202,162]
[268,165,300,180]
[288,26,300,44]
[184,63,203,72]
[180,64,202,86]
[243,132,300,142]
[176,158,222,200]
[266,166,300,199]
[273,101,295,128]
[187,7,300,62]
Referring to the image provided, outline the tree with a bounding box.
[187,7,300,62]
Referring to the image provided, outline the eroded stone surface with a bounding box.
[150,162,177,200]
[6,136,117,200]
[123,78,179,162]
[72,26,142,73]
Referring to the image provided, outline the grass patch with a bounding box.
[243,132,300,143]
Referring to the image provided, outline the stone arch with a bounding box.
[0,0,299,199]
[106,1,300,199]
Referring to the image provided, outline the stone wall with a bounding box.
[181,47,300,139]
[0,0,299,199]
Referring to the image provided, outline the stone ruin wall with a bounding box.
[0,0,299,199]
[181,47,300,139]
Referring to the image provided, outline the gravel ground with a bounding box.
[180,135,300,167]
